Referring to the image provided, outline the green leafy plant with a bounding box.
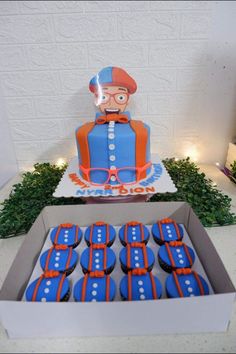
[0,163,84,239]
[150,157,236,227]
[0,158,235,239]
[230,160,236,180]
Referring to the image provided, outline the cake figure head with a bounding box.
[89,67,137,114]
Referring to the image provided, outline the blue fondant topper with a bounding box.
[152,218,184,244]
[119,221,150,245]
[40,245,78,273]
[80,244,116,274]
[50,223,82,247]
[158,241,195,270]
[84,222,116,246]
[119,242,155,272]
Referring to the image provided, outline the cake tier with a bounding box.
[75,112,151,185]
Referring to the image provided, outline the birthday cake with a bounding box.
[75,67,151,186]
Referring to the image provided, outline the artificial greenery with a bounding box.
[0,163,84,239]
[150,157,236,227]
[230,160,236,181]
[0,158,235,238]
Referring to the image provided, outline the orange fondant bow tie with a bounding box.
[95,113,129,125]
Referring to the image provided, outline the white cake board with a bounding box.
[53,154,177,200]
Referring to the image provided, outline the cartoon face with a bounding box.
[94,86,130,114]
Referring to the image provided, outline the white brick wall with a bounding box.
[0,1,235,170]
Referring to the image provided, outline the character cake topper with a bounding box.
[76,66,152,186]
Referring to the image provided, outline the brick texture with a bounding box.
[0,1,224,168]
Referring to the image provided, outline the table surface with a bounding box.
[0,165,236,353]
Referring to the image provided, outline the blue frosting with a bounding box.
[50,224,82,247]
[26,274,70,302]
[152,222,184,243]
[77,111,151,184]
[166,272,210,298]
[119,245,155,271]
[40,247,78,272]
[120,273,162,300]
[84,223,116,246]
[119,223,149,245]
[158,243,195,269]
[74,275,116,302]
[80,247,116,273]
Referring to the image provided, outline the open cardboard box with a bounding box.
[0,202,235,338]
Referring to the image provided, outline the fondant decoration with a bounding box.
[26,271,70,302]
[40,245,78,276]
[75,66,151,185]
[119,242,155,273]
[152,218,184,245]
[74,271,116,302]
[120,268,162,301]
[50,223,82,248]
[158,241,195,273]
[80,244,116,274]
[84,221,116,247]
[166,268,210,298]
[119,221,150,246]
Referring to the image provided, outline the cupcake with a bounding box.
[158,241,195,273]
[74,271,116,302]
[80,244,116,274]
[152,218,184,245]
[119,221,150,246]
[40,245,78,276]
[26,270,70,302]
[120,269,162,301]
[84,221,116,247]
[166,268,210,298]
[50,223,82,248]
[119,242,155,273]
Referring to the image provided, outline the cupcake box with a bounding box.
[0,202,235,338]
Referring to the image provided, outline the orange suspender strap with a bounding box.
[88,246,93,272]
[173,221,181,241]
[127,244,131,269]
[165,243,176,268]
[128,271,132,301]
[106,224,109,245]
[76,122,95,180]
[106,275,110,302]
[65,247,73,270]
[32,275,44,302]
[103,246,107,270]
[89,224,94,245]
[45,247,54,271]
[183,244,193,266]
[192,271,205,295]
[140,224,144,242]
[54,225,62,244]
[149,272,158,300]
[173,271,184,298]
[75,225,79,243]
[81,274,89,302]
[157,221,165,241]
[56,274,66,302]
[141,244,148,269]
[129,120,148,180]
[124,223,128,244]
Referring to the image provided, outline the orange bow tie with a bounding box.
[95,113,129,125]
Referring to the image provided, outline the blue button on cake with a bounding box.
[84,221,116,247]
[26,271,70,302]
[158,241,195,273]
[119,221,150,246]
[50,223,82,248]
[74,272,116,302]
[40,245,78,276]
[119,242,155,273]
[120,269,162,301]
[152,218,184,245]
[166,269,210,298]
[80,244,116,274]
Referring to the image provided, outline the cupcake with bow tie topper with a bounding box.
[152,218,184,245]
[50,223,82,248]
